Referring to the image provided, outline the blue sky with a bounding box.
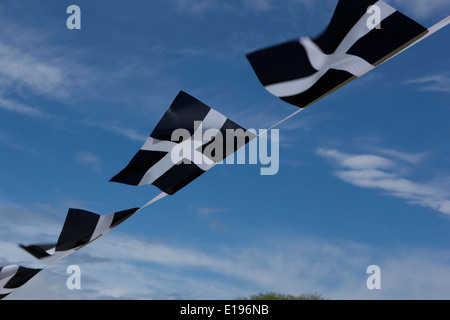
[0,0,449,300]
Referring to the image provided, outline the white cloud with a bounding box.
[2,197,450,300]
[75,151,103,173]
[392,0,450,19]
[377,148,430,164]
[244,0,272,12]
[0,130,40,155]
[0,13,157,121]
[173,0,317,15]
[173,0,225,14]
[0,96,51,119]
[0,202,61,268]
[317,148,450,215]
[0,25,95,102]
[405,73,450,93]
[81,120,148,142]
[0,17,177,147]
[342,155,393,170]
[6,229,450,300]
[0,40,66,97]
[194,206,227,219]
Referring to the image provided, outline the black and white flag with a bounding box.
[246,0,429,108]
[0,265,42,299]
[110,91,256,195]
[20,207,140,262]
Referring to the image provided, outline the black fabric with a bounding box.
[3,266,41,289]
[201,118,256,162]
[55,209,100,251]
[246,41,317,86]
[346,11,428,65]
[110,208,140,229]
[110,150,167,186]
[152,162,206,195]
[110,91,253,195]
[19,244,54,259]
[109,91,211,193]
[313,0,378,54]
[246,0,427,109]
[20,207,140,261]
[150,91,211,141]
[281,69,354,108]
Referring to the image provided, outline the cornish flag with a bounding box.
[0,265,41,299]
[20,207,139,262]
[110,91,256,195]
[246,0,429,108]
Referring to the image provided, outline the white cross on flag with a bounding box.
[246,0,430,109]
[110,91,256,195]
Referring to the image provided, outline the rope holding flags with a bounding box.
[2,0,449,299]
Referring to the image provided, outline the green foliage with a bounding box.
[238,292,325,300]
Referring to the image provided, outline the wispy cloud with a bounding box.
[0,12,161,126]
[317,148,450,215]
[393,0,450,19]
[376,148,430,165]
[81,120,148,142]
[0,96,52,119]
[405,73,450,93]
[2,197,450,300]
[0,12,178,145]
[0,130,40,155]
[0,201,60,264]
[0,28,95,102]
[194,206,227,220]
[173,0,318,16]
[188,205,228,232]
[244,0,272,12]
[173,0,230,14]
[0,41,66,98]
[6,227,450,300]
[75,151,103,173]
